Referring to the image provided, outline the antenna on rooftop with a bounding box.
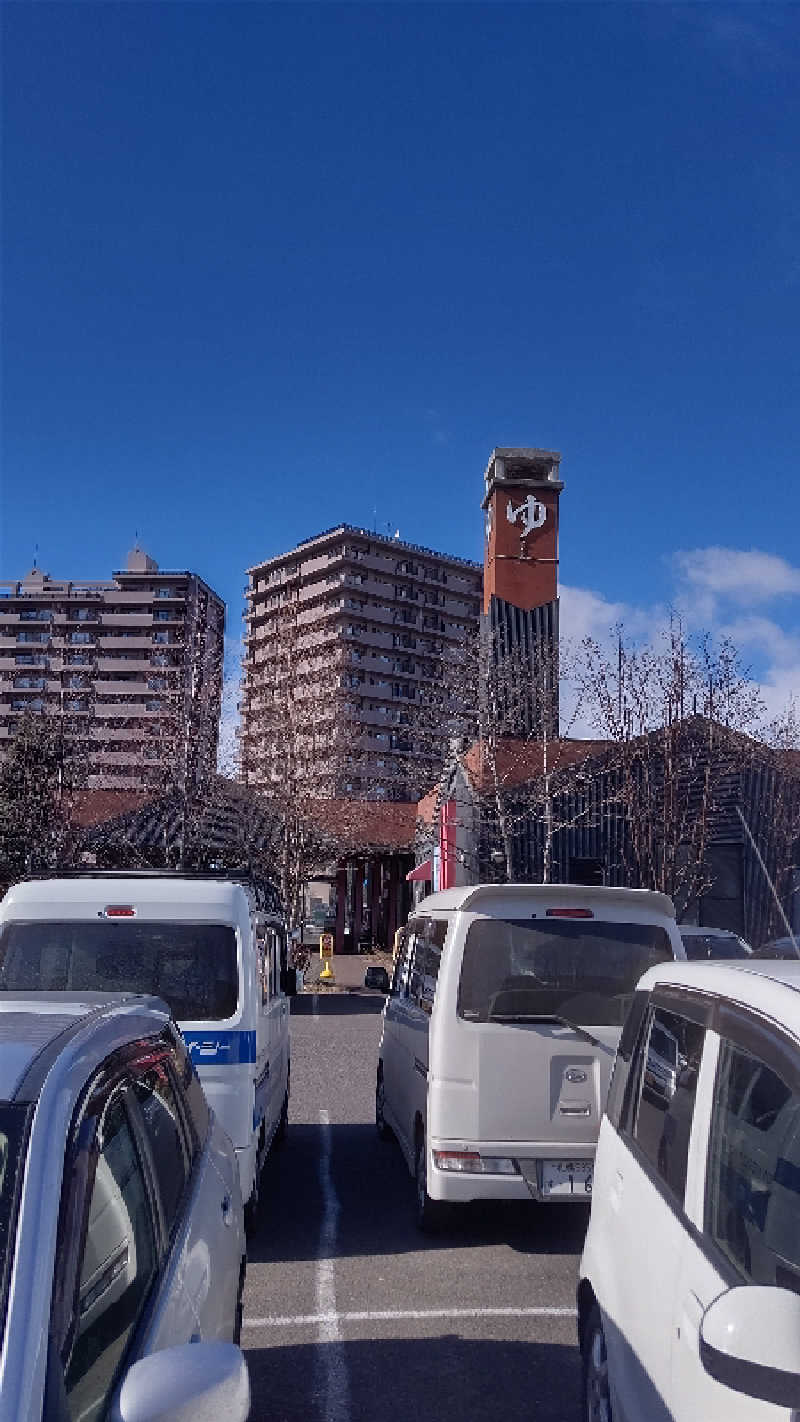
[33,542,39,570]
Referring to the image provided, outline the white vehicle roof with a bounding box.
[414,882,676,920]
[1,874,252,922]
[636,958,800,1029]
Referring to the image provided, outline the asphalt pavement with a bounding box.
[242,988,587,1422]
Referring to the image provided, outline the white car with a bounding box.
[578,958,800,1421]
[0,870,294,1231]
[0,992,249,1421]
[678,924,752,960]
[377,883,685,1229]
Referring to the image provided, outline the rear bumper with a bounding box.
[427,1139,597,1204]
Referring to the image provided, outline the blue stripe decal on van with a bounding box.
[183,1030,257,1065]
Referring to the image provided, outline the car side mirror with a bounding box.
[111,1341,250,1422]
[280,967,298,996]
[700,1286,800,1407]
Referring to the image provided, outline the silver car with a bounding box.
[0,992,250,1421]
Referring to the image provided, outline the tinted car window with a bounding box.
[0,1103,31,1351]
[681,932,750,960]
[0,921,238,1021]
[64,1095,157,1422]
[132,1059,190,1237]
[633,1006,705,1202]
[706,1040,800,1292]
[606,991,649,1132]
[458,919,674,1026]
[170,1034,210,1152]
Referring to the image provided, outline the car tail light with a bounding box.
[103,905,136,917]
[432,1150,518,1175]
[546,907,594,918]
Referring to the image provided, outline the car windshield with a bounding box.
[681,932,751,960]
[457,918,674,1027]
[0,1103,32,1350]
[0,921,239,1021]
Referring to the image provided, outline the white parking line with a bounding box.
[244,1305,577,1330]
[314,1108,350,1422]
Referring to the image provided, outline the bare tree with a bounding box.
[573,618,769,912]
[0,713,87,881]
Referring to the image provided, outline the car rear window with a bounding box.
[457,917,674,1027]
[0,1102,32,1350]
[681,932,750,960]
[0,921,238,1021]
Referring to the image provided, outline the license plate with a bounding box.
[541,1159,593,1198]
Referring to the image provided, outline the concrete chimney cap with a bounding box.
[482,447,564,505]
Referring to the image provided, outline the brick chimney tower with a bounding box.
[481,447,563,736]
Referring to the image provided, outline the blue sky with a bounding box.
[3,2,800,742]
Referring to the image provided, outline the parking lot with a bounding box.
[243,991,587,1422]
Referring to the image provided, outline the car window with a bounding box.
[457,918,674,1026]
[407,922,428,1003]
[391,922,416,996]
[421,920,447,1012]
[681,932,750,960]
[132,1058,190,1238]
[0,920,239,1021]
[632,1005,706,1203]
[63,1094,157,1422]
[405,919,446,1012]
[605,990,649,1132]
[170,1033,210,1154]
[706,1039,800,1292]
[0,1103,31,1354]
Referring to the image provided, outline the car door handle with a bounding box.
[221,1193,233,1226]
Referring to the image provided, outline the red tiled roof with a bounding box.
[461,738,612,791]
[299,799,418,852]
[68,790,156,828]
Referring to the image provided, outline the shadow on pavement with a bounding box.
[245,1334,582,1422]
[291,992,387,1017]
[247,1121,589,1265]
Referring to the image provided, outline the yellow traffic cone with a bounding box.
[319,959,335,983]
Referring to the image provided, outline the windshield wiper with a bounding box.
[489,1012,604,1048]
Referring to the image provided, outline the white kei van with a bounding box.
[376,883,685,1228]
[0,871,293,1229]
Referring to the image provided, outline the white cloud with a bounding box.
[674,548,800,609]
[559,547,800,739]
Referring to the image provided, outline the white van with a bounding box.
[376,883,685,1228]
[0,871,293,1229]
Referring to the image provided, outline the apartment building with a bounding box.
[0,548,225,793]
[241,526,483,801]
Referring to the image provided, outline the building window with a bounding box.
[70,632,92,645]
[154,610,171,622]
[153,631,169,644]
[20,608,51,622]
[17,631,49,644]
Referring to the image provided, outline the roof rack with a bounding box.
[18,870,284,915]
